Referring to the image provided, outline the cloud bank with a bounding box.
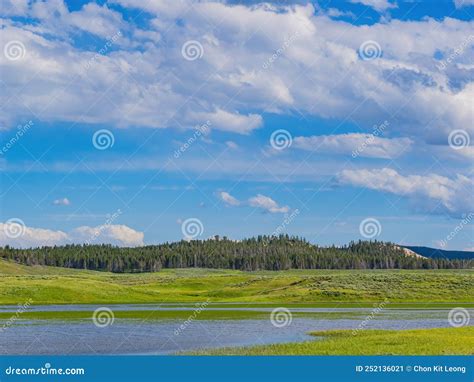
[338,168,473,215]
[0,222,145,248]
[1,0,473,147]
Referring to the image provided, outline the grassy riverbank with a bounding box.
[0,309,364,321]
[1,259,473,306]
[193,327,474,355]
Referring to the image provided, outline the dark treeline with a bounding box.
[0,235,472,273]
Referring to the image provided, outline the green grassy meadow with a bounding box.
[0,259,473,306]
[1,259,473,355]
[193,327,474,355]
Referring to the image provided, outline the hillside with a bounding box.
[0,259,473,305]
[404,246,474,260]
[1,237,472,273]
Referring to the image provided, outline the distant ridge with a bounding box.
[404,246,474,260]
[1,237,473,273]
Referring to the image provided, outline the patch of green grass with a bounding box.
[0,260,473,305]
[193,327,474,355]
[0,310,361,321]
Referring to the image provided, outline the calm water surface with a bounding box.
[1,305,471,355]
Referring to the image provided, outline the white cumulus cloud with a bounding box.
[338,167,473,215]
[69,224,144,247]
[1,0,472,149]
[0,222,145,248]
[218,191,240,206]
[350,0,397,12]
[248,194,290,213]
[193,109,263,135]
[217,191,290,213]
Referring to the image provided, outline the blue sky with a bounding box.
[0,0,473,250]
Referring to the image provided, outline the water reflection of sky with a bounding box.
[0,311,472,355]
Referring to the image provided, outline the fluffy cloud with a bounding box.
[293,133,412,159]
[325,8,356,19]
[248,194,290,213]
[338,167,473,215]
[69,225,144,247]
[1,0,472,147]
[218,191,240,206]
[0,222,145,248]
[218,191,290,213]
[27,1,125,38]
[193,109,263,134]
[67,3,125,37]
[350,0,397,12]
[0,223,69,248]
[2,0,29,16]
[454,0,474,8]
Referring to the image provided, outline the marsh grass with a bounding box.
[192,327,474,355]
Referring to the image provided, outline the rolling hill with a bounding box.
[404,246,474,260]
[1,237,473,273]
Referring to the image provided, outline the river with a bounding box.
[0,305,471,355]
